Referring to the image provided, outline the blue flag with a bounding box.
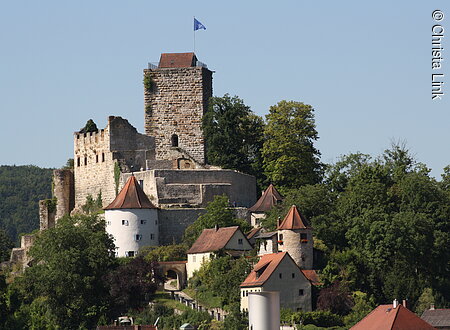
[194,18,206,31]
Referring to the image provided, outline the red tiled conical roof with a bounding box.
[104,176,156,210]
[249,184,283,212]
[277,205,310,230]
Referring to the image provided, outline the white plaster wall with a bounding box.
[186,252,212,279]
[224,231,253,251]
[240,287,262,312]
[258,237,277,256]
[250,212,265,227]
[105,208,158,257]
[263,256,312,311]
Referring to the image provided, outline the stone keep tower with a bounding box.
[144,53,213,165]
[277,205,314,269]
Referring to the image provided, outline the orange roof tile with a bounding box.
[249,184,283,212]
[246,227,262,240]
[241,252,307,288]
[158,53,198,68]
[104,176,157,210]
[187,226,248,254]
[277,205,311,230]
[351,304,436,330]
[301,270,321,286]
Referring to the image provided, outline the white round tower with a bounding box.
[104,175,158,257]
[277,205,313,269]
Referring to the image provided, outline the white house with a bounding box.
[104,175,158,257]
[186,226,252,279]
[240,252,314,313]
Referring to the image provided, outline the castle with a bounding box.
[11,53,256,265]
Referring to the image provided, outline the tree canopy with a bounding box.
[262,100,323,190]
[0,165,53,244]
[202,94,266,187]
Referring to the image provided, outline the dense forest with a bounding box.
[0,165,53,245]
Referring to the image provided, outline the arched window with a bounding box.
[171,134,179,147]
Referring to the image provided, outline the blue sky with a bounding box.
[1,1,448,178]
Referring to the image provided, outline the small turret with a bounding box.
[277,205,313,269]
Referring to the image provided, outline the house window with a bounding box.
[126,251,135,257]
[150,233,155,240]
[135,234,142,241]
[300,233,308,243]
[122,220,129,226]
[84,157,87,165]
[279,273,282,279]
[155,220,158,225]
[77,157,80,167]
[299,289,304,296]
[297,308,303,312]
[242,291,245,297]
[171,134,179,147]
[102,153,105,162]
[139,180,144,187]
[141,220,147,225]
[238,238,243,245]
[292,273,295,278]
[96,154,99,163]
[106,221,111,226]
[192,255,196,262]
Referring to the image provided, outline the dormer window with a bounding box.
[238,238,243,245]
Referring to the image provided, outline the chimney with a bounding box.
[402,299,409,309]
[393,299,398,308]
[214,224,219,231]
[430,304,435,310]
[277,217,281,228]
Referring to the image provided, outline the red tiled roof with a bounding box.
[351,304,436,330]
[158,53,198,68]
[241,252,306,288]
[187,226,246,254]
[104,176,157,210]
[249,184,283,212]
[247,227,262,240]
[301,270,321,286]
[278,205,311,230]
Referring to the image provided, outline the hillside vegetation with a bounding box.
[0,165,53,244]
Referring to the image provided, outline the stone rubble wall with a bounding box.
[144,67,213,165]
[73,116,156,209]
[53,169,74,220]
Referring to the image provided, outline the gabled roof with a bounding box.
[187,226,248,254]
[241,252,307,288]
[421,309,450,328]
[249,184,283,212]
[104,176,157,210]
[158,53,198,68]
[246,227,262,240]
[301,270,321,286]
[278,205,311,230]
[351,304,436,330]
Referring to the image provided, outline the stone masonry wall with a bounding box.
[53,169,74,220]
[144,67,213,165]
[74,116,156,210]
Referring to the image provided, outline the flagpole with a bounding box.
[193,16,196,53]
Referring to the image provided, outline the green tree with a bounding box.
[79,119,98,133]
[202,94,266,186]
[183,195,250,246]
[0,229,14,262]
[22,214,117,329]
[142,244,187,262]
[262,100,322,190]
